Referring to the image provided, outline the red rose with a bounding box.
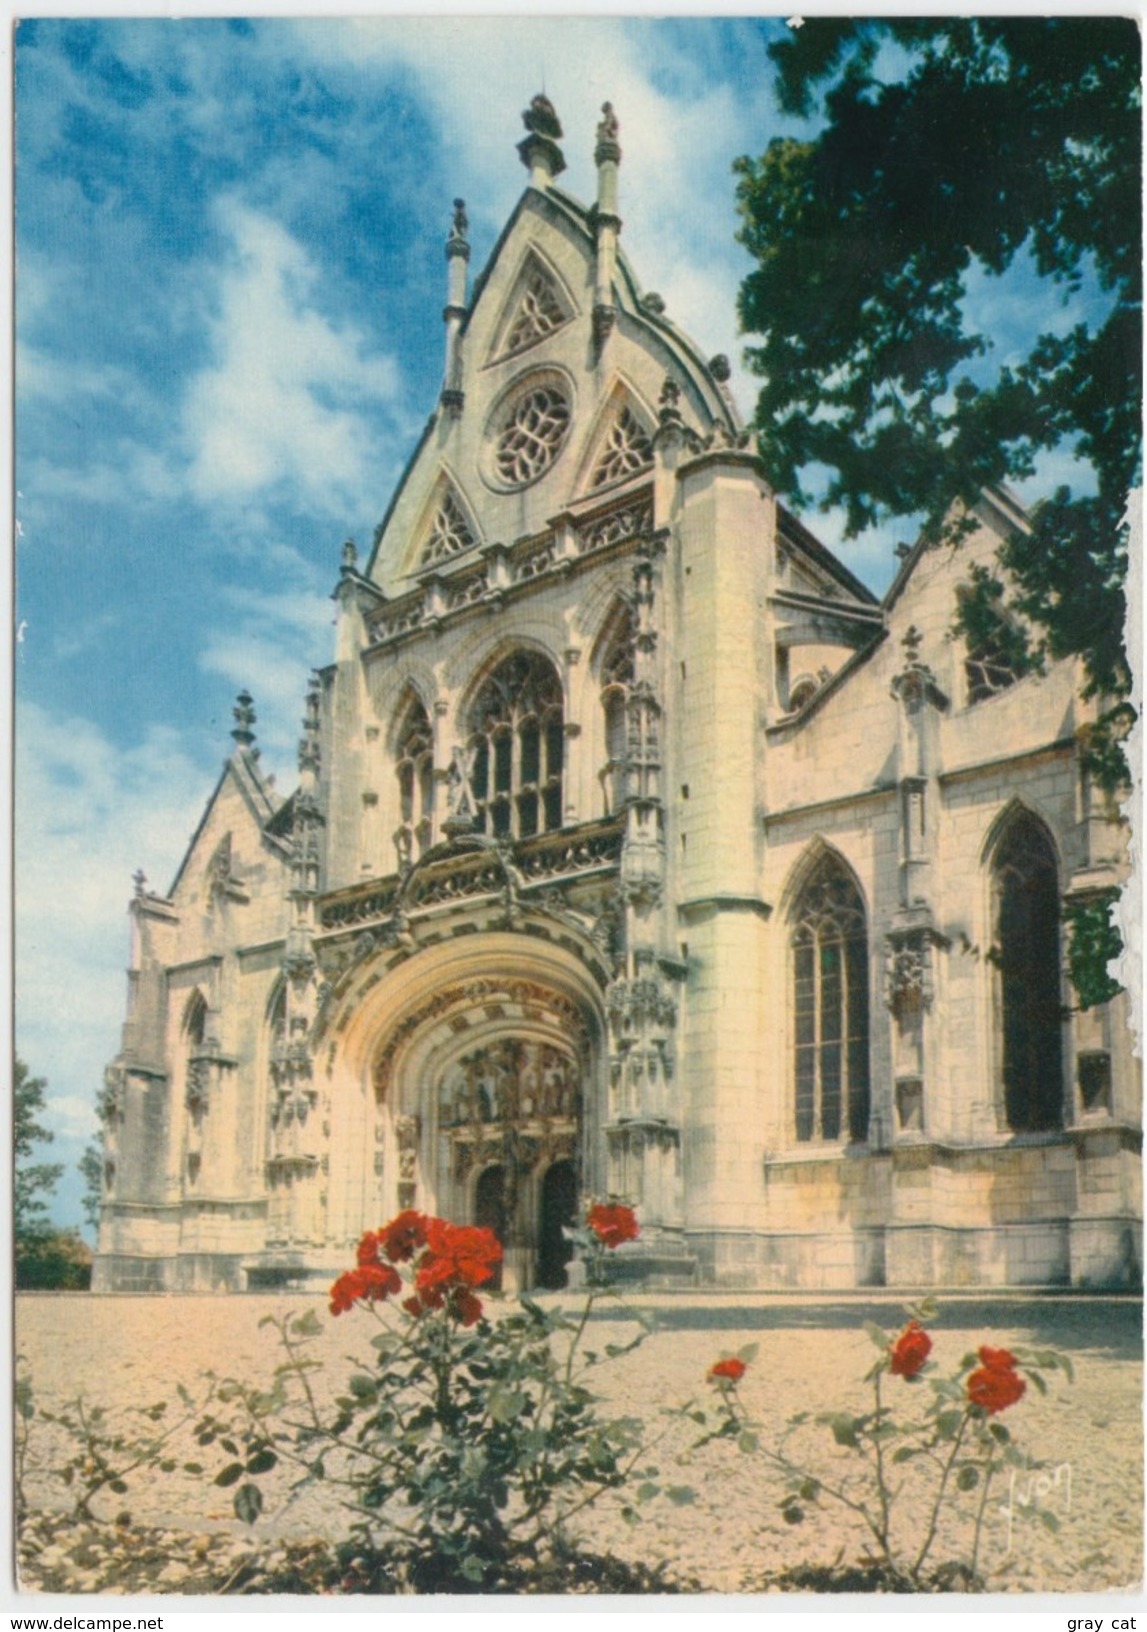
[967,1365,1026,1414]
[416,1220,502,1291]
[978,1345,1018,1373]
[587,1203,639,1249]
[451,1287,484,1328]
[889,1320,932,1379]
[329,1261,402,1316]
[355,1230,382,1267]
[380,1209,429,1263]
[708,1357,747,1383]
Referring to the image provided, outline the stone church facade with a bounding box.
[94,100,1140,1294]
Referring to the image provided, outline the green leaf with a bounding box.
[737,1342,760,1364]
[988,1422,1011,1445]
[666,1485,695,1506]
[290,1310,323,1338]
[892,1446,918,1464]
[459,1556,486,1584]
[182,1461,204,1475]
[1037,1509,1061,1533]
[233,1483,264,1525]
[863,1320,890,1351]
[214,1461,245,1488]
[109,1479,129,1494]
[826,1413,860,1449]
[636,1481,660,1502]
[956,1464,980,1491]
[347,1374,378,1400]
[738,1430,759,1454]
[488,1388,526,1425]
[936,1409,965,1438]
[245,1448,277,1475]
[1026,1370,1047,1396]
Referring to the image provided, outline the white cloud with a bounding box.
[48,1095,101,1141]
[197,582,336,762]
[15,702,217,1202]
[290,18,769,410]
[183,198,404,518]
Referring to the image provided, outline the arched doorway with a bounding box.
[440,1037,580,1290]
[365,958,600,1293]
[537,1158,577,1289]
[474,1165,507,1290]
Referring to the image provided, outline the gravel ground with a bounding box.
[14,1289,1143,1597]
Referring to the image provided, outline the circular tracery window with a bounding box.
[494,385,571,487]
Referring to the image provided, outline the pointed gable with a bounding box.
[365,102,739,595]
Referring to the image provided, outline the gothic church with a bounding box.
[94,99,1140,1293]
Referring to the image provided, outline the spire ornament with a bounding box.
[231,690,257,749]
[517,93,566,185]
[594,101,621,166]
[441,199,470,415]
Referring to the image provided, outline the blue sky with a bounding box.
[12,14,1112,1230]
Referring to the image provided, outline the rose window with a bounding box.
[494,386,571,487]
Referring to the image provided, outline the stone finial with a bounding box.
[709,354,731,382]
[341,538,358,573]
[595,101,621,166]
[518,93,566,184]
[231,690,257,748]
[132,868,148,898]
[446,197,470,261]
[658,376,683,428]
[523,93,562,140]
[902,625,923,663]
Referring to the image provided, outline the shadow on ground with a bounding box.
[583,1297,1142,1359]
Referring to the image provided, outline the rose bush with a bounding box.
[201,1201,694,1593]
[698,1303,1073,1591]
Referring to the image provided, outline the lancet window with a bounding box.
[467,652,564,839]
[991,812,1064,1132]
[791,858,870,1144]
[599,611,635,814]
[395,696,435,860]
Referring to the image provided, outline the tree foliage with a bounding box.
[79,1141,104,1234]
[15,1057,64,1240]
[736,17,1140,783]
[14,1057,91,1290]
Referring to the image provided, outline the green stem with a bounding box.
[969,1449,997,1585]
[871,1369,892,1561]
[912,1410,970,1582]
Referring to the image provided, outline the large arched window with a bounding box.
[598,610,634,815]
[791,856,870,1144]
[468,652,564,839]
[182,991,208,1186]
[991,811,1064,1132]
[394,695,434,860]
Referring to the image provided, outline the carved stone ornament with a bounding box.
[890,625,949,714]
[884,930,937,1012]
[607,976,676,1038]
